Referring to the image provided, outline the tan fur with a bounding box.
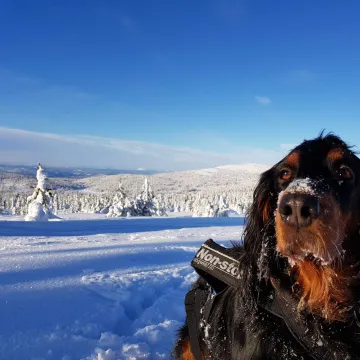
[262,199,271,223]
[276,192,353,321]
[285,151,301,168]
[295,261,353,321]
[181,339,197,360]
[327,148,344,162]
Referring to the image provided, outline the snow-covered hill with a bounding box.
[0,163,268,194]
[198,163,269,173]
[77,163,269,196]
[0,163,269,216]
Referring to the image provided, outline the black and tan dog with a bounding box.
[173,133,360,359]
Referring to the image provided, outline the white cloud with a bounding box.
[255,96,271,105]
[0,127,285,171]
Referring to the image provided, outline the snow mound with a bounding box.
[25,201,49,221]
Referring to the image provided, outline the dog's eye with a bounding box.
[279,169,292,182]
[336,165,354,182]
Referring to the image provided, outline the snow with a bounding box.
[196,163,269,175]
[25,201,50,222]
[277,178,316,207]
[36,164,47,192]
[0,215,243,360]
[215,164,270,172]
[25,164,58,222]
[1,163,263,218]
[283,178,315,195]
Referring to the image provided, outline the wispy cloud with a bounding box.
[0,68,98,104]
[255,96,272,105]
[278,70,314,83]
[0,127,285,171]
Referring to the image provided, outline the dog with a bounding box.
[173,133,360,359]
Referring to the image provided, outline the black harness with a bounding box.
[185,239,240,360]
[184,239,357,360]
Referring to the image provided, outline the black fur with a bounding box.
[173,133,360,360]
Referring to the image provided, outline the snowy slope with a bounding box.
[1,163,268,198]
[0,216,243,360]
[78,163,269,196]
[194,163,269,175]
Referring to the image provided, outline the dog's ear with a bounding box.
[243,167,277,255]
[237,166,279,301]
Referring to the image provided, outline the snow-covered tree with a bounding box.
[192,195,211,217]
[214,195,230,217]
[134,178,166,216]
[107,182,135,217]
[124,197,136,217]
[153,196,167,216]
[25,164,58,221]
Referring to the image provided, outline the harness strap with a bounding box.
[264,278,333,360]
[184,239,240,360]
[191,239,241,291]
[185,288,207,360]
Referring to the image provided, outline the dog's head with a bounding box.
[275,134,360,266]
[245,133,360,320]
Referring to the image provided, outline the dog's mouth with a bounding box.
[276,222,345,268]
[286,250,334,268]
[275,185,346,268]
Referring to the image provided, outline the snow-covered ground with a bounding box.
[0,215,243,360]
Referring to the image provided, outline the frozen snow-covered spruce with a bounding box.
[25,163,60,221]
[215,195,230,217]
[107,182,135,217]
[192,194,230,217]
[134,178,167,216]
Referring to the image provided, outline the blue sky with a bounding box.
[1,0,360,170]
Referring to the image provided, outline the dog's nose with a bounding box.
[278,193,320,228]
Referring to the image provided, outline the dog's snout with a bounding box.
[279,193,320,228]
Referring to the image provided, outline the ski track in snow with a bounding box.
[0,216,243,360]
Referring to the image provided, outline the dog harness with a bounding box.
[185,239,238,360]
[185,239,355,360]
